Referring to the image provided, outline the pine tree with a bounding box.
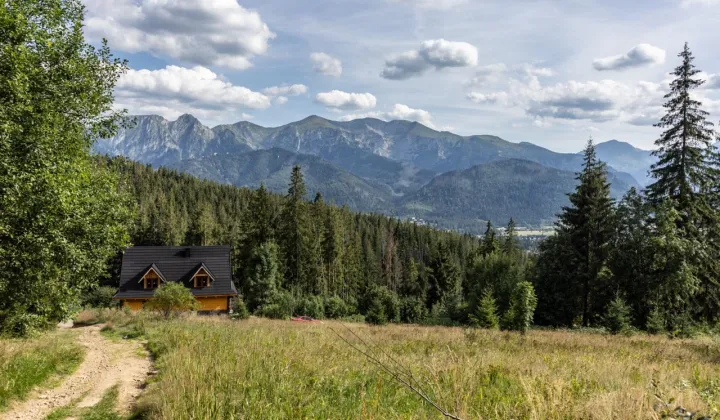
[470,288,499,329]
[555,138,616,326]
[480,221,499,256]
[243,242,281,312]
[280,166,310,291]
[647,43,717,219]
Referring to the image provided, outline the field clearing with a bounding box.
[120,316,720,419]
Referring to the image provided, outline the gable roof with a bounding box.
[138,264,167,283]
[114,246,237,299]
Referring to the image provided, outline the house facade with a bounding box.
[113,246,237,312]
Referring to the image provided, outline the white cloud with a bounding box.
[466,92,511,106]
[386,0,468,9]
[339,104,441,128]
[274,96,289,105]
[705,74,720,89]
[84,0,274,70]
[381,39,478,80]
[315,90,377,111]
[593,44,666,71]
[115,65,270,125]
[310,52,343,77]
[262,84,308,96]
[467,63,507,86]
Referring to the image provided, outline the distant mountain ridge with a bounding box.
[95,114,648,232]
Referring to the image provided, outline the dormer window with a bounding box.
[192,265,214,288]
[139,265,165,290]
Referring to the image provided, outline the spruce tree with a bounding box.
[480,221,499,256]
[280,166,310,291]
[503,218,518,255]
[555,138,616,326]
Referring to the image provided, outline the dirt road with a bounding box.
[1,324,152,420]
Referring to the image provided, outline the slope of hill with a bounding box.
[400,159,635,228]
[168,148,395,212]
[595,140,655,186]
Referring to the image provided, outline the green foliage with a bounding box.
[257,291,295,320]
[145,283,200,318]
[323,296,348,319]
[502,281,537,334]
[470,288,500,329]
[81,286,118,309]
[243,241,281,312]
[646,307,666,335]
[295,295,324,319]
[0,0,132,336]
[230,298,250,320]
[399,296,427,324]
[604,296,632,335]
[364,286,399,325]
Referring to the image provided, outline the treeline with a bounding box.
[535,44,720,337]
[106,157,537,327]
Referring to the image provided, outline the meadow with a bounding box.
[0,329,84,410]
[104,315,720,419]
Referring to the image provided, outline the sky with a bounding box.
[83,0,720,152]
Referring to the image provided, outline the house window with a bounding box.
[144,272,160,289]
[193,268,212,288]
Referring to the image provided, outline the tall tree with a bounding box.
[280,166,310,291]
[554,138,616,326]
[503,218,518,255]
[647,43,718,221]
[0,0,132,335]
[480,221,499,256]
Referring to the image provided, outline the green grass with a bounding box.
[45,385,123,420]
[0,330,84,411]
[106,316,720,419]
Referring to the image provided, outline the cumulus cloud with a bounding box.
[705,74,720,89]
[274,96,289,105]
[115,65,270,125]
[311,53,343,77]
[84,0,274,70]
[262,84,308,96]
[593,44,666,71]
[315,90,377,111]
[381,39,478,80]
[339,104,442,129]
[466,92,511,106]
[467,63,507,86]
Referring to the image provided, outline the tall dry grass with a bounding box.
[128,317,720,419]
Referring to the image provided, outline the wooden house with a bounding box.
[113,246,237,312]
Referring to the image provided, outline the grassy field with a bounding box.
[102,315,720,419]
[0,329,84,410]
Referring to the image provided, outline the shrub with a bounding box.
[399,296,427,324]
[604,296,632,335]
[144,283,200,318]
[324,296,348,319]
[230,297,250,320]
[257,291,294,320]
[470,288,499,329]
[295,296,324,319]
[363,286,399,325]
[646,307,665,334]
[81,286,118,309]
[502,281,537,334]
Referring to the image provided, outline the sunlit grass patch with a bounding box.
[0,330,84,410]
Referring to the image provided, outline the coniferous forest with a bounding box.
[2,0,720,339]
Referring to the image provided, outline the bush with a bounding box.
[646,307,666,334]
[502,281,537,334]
[81,286,118,309]
[230,297,250,320]
[399,296,427,324]
[0,312,50,337]
[144,283,200,318]
[363,286,399,325]
[604,296,632,335]
[470,288,499,329]
[257,291,294,320]
[324,296,348,319]
[295,296,324,319]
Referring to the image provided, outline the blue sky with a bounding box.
[84,0,720,152]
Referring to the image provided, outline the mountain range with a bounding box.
[95,114,655,233]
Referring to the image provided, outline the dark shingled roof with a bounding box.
[114,246,237,299]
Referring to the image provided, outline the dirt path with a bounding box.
[1,325,152,420]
